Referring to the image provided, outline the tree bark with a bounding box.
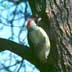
[28,0,72,72]
[0,0,72,72]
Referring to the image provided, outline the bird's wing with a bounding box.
[28,27,46,47]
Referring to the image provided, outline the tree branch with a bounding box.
[0,38,51,72]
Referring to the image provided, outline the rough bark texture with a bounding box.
[28,0,72,72]
[0,0,72,72]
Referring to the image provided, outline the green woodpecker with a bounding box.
[27,18,50,63]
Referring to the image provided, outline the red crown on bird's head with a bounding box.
[27,18,34,29]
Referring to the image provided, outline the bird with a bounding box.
[27,18,50,64]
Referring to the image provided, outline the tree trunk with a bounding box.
[28,0,72,72]
[0,0,72,72]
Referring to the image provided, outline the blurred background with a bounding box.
[0,0,40,72]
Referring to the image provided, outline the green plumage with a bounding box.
[27,21,50,64]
